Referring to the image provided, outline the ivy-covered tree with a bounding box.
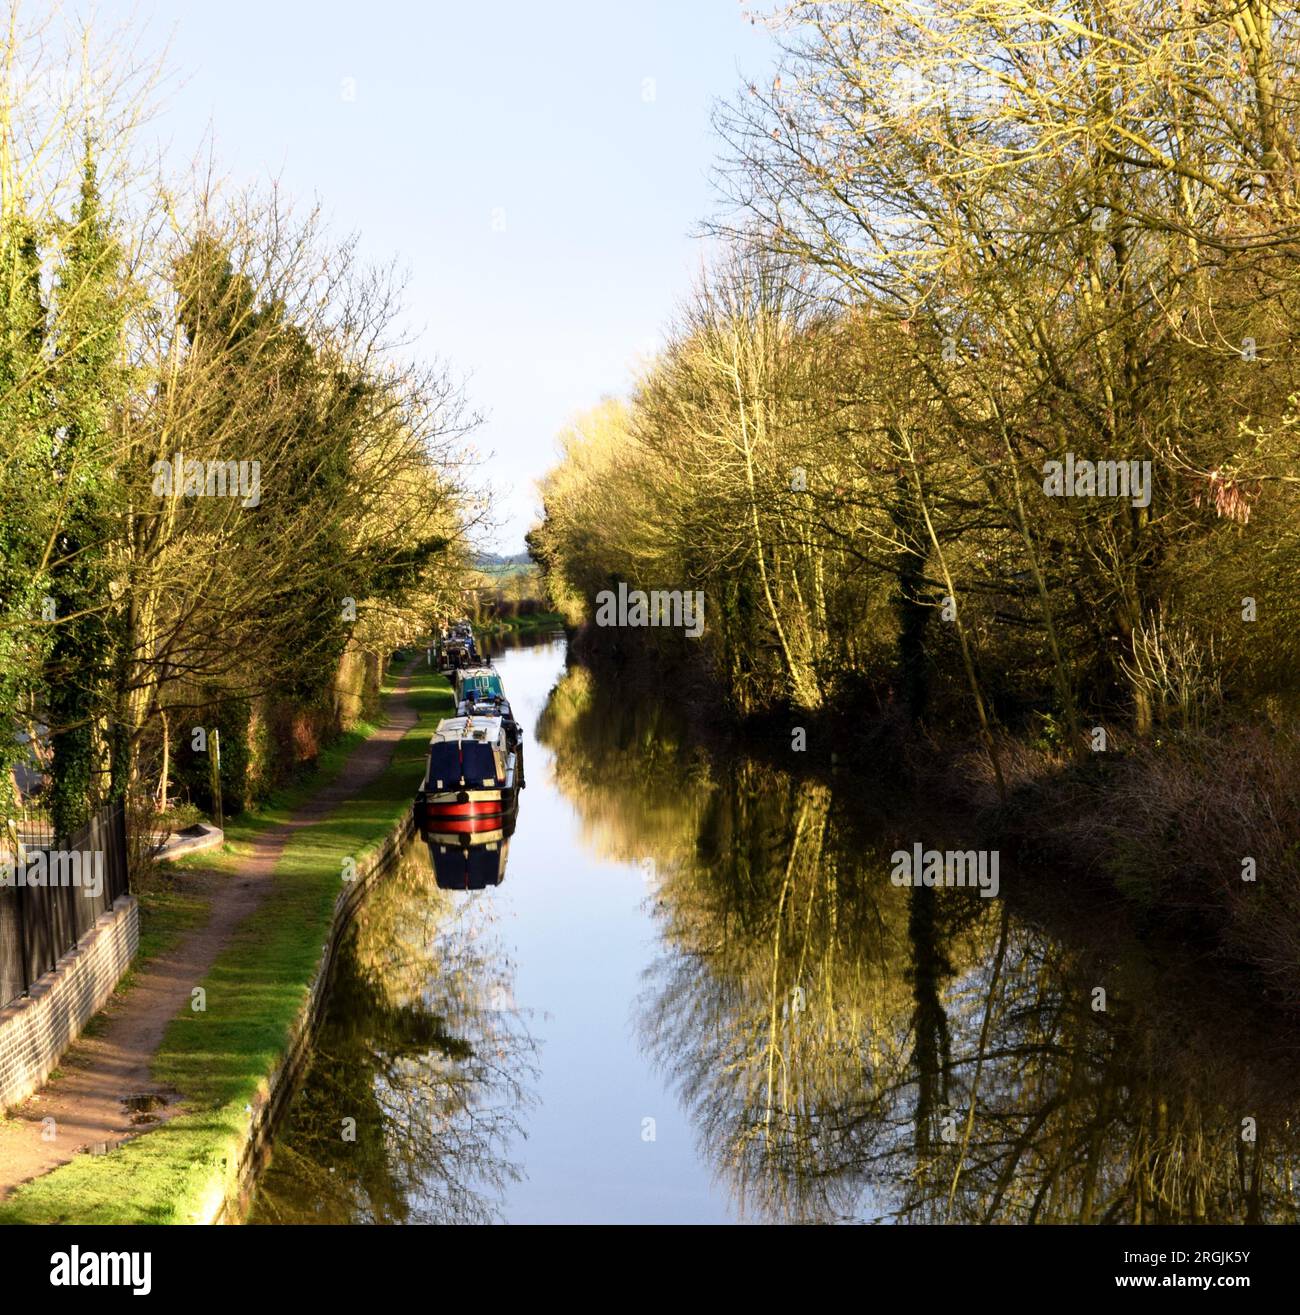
[0,208,55,820]
[45,145,129,836]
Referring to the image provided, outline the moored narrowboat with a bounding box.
[414,714,519,836]
[437,628,477,672]
[453,663,504,705]
[454,689,520,752]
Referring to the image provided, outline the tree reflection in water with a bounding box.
[538,660,1300,1225]
[250,840,537,1224]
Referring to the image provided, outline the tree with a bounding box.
[45,142,129,834]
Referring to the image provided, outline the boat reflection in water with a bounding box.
[423,810,516,889]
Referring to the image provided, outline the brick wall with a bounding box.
[0,896,139,1113]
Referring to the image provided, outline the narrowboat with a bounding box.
[457,692,524,786]
[414,714,519,836]
[453,664,505,705]
[437,628,478,672]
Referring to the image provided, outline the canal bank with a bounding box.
[0,658,453,1225]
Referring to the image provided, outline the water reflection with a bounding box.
[424,812,516,890]
[250,840,536,1223]
[253,642,1300,1225]
[537,659,1300,1225]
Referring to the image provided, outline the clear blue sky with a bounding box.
[95,0,778,552]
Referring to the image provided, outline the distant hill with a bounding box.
[472,550,536,581]
[472,551,532,570]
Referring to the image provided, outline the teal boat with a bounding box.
[454,667,504,704]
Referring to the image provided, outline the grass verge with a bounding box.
[0,656,451,1224]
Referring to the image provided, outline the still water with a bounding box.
[250,636,1299,1224]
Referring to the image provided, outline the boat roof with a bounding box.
[430,715,505,743]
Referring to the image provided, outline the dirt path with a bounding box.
[0,664,421,1198]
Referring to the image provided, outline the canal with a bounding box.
[250,634,1300,1225]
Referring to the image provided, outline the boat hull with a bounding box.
[416,789,517,836]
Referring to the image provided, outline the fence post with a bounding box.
[74,811,95,950]
[39,830,56,976]
[210,728,224,830]
[116,796,128,901]
[10,820,31,997]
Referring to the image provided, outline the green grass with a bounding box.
[134,882,211,964]
[0,657,452,1225]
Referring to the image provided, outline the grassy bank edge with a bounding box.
[0,656,451,1225]
[478,610,565,637]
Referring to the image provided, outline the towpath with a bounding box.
[0,663,419,1197]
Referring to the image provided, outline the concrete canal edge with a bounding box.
[205,807,416,1225]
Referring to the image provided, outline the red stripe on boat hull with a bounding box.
[423,817,504,836]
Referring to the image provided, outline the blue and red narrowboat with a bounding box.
[414,714,519,837]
